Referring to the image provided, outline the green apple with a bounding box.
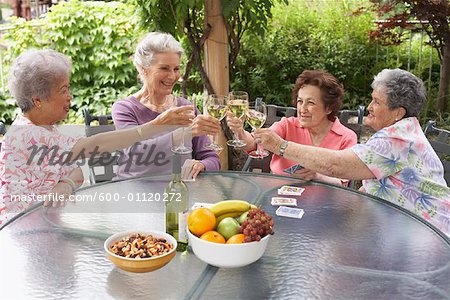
[217,217,241,240]
[238,211,248,225]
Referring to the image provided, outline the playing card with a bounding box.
[283,164,304,175]
[275,206,305,219]
[271,197,297,206]
[277,185,305,196]
[191,202,214,210]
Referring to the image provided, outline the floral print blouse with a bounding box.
[352,117,450,237]
[0,114,80,227]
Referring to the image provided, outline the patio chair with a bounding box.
[423,120,450,185]
[338,105,366,143]
[266,104,297,126]
[0,122,6,136]
[83,108,118,184]
[0,121,6,151]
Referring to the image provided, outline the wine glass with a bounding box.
[227,91,249,148]
[205,94,228,152]
[171,98,194,154]
[247,98,269,159]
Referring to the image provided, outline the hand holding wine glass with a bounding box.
[226,91,249,148]
[205,94,228,152]
[171,99,195,154]
[247,98,269,159]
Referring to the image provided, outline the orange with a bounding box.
[226,233,245,244]
[200,231,226,244]
[188,208,216,236]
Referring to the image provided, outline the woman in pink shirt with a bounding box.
[228,70,356,185]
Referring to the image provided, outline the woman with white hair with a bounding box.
[0,49,184,226]
[255,69,450,236]
[112,32,221,179]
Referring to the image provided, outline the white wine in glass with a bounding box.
[247,98,269,159]
[205,94,228,152]
[227,91,249,148]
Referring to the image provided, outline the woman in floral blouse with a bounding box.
[256,68,450,237]
[0,49,207,227]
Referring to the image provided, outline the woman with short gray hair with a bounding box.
[0,49,188,227]
[133,32,184,81]
[112,32,221,179]
[9,49,72,114]
[255,68,450,237]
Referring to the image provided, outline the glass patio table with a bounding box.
[1,171,449,299]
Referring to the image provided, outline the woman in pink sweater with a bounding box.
[228,70,357,186]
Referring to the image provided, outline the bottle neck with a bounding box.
[171,154,182,179]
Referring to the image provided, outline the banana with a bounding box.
[250,204,257,209]
[210,200,252,217]
[215,211,243,227]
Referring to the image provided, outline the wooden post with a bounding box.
[204,0,229,170]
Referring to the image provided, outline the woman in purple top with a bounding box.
[112,32,221,179]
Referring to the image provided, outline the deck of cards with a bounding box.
[271,197,297,206]
[278,185,305,196]
[275,206,305,219]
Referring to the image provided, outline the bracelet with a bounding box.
[136,126,143,139]
[59,177,77,192]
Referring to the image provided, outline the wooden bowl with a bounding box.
[104,230,177,273]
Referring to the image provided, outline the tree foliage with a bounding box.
[133,0,287,96]
[233,0,378,107]
[0,0,140,123]
[368,0,450,113]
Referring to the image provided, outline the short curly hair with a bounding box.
[371,68,426,118]
[291,70,344,121]
[8,49,72,113]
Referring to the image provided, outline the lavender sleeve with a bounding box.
[112,98,175,178]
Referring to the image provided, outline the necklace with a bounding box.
[142,94,176,113]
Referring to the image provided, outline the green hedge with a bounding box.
[0,0,141,124]
[0,0,444,127]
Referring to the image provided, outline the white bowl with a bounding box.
[104,230,177,273]
[187,229,270,268]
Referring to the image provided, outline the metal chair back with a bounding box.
[0,121,6,151]
[424,120,450,185]
[338,105,366,143]
[82,108,117,184]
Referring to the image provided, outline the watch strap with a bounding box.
[279,140,289,157]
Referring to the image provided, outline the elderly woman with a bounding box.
[228,70,357,185]
[256,68,450,236]
[112,32,221,179]
[0,49,196,227]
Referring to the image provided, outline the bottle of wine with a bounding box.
[165,153,189,251]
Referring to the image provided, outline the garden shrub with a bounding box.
[0,0,141,124]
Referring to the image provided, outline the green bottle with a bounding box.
[165,154,189,251]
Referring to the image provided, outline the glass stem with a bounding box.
[214,133,218,146]
[180,128,185,148]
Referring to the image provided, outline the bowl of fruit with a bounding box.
[187,200,274,268]
[104,230,177,273]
